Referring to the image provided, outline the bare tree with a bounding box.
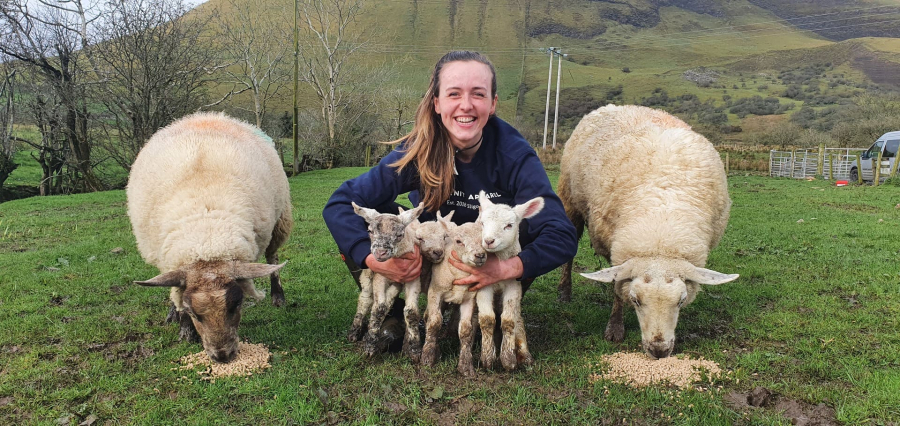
[91,0,219,171]
[0,62,17,200]
[214,0,292,131]
[297,0,373,166]
[0,0,102,192]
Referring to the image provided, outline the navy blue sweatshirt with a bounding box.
[322,116,578,281]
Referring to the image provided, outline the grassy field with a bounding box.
[1,170,898,425]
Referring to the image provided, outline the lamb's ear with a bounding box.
[352,202,379,223]
[581,262,630,283]
[135,270,186,287]
[233,262,286,280]
[514,197,545,220]
[477,190,493,209]
[439,210,455,223]
[686,267,739,285]
[400,202,424,226]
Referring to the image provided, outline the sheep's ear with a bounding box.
[686,267,739,285]
[439,210,455,223]
[514,197,544,220]
[580,262,629,283]
[135,270,185,287]
[233,262,286,280]
[400,202,424,225]
[477,190,493,209]
[352,202,379,222]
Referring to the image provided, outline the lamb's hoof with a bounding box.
[458,362,476,378]
[363,332,388,358]
[347,325,365,343]
[421,344,439,366]
[500,350,517,371]
[517,350,534,367]
[480,352,497,370]
[557,289,572,303]
[604,322,625,343]
[271,294,285,307]
[405,346,422,364]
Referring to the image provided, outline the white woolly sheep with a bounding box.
[127,112,293,363]
[421,220,486,377]
[476,191,543,371]
[557,104,738,359]
[413,210,456,294]
[349,203,424,361]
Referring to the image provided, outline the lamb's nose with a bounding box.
[433,250,443,258]
[474,253,486,260]
[484,239,495,247]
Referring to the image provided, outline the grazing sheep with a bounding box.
[421,221,485,378]
[557,104,738,359]
[476,192,543,371]
[349,203,424,361]
[127,112,292,363]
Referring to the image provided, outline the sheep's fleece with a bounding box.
[557,104,737,359]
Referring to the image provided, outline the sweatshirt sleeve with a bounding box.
[509,150,579,280]
[322,147,417,268]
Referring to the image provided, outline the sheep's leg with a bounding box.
[265,210,292,307]
[457,298,476,378]
[605,291,626,343]
[348,270,374,342]
[513,290,533,366]
[475,287,497,369]
[557,213,584,303]
[421,290,444,366]
[363,276,390,357]
[499,283,526,371]
[401,278,422,363]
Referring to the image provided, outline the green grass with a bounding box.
[1,170,899,424]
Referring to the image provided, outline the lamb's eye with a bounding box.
[677,294,687,308]
[504,224,513,230]
[416,236,424,242]
[456,239,463,245]
[630,296,641,307]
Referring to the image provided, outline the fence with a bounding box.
[769,147,865,180]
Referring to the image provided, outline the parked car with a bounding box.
[850,131,900,183]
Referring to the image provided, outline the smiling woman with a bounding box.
[322,50,578,358]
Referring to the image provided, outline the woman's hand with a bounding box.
[365,246,422,283]
[449,252,524,291]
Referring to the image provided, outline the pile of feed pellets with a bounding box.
[176,342,271,382]
[590,352,722,389]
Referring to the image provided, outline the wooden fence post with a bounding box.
[856,154,864,184]
[365,145,371,168]
[890,154,899,178]
[817,144,825,177]
[768,150,773,177]
[828,153,834,180]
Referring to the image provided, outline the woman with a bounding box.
[323,50,577,325]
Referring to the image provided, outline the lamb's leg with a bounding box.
[265,210,293,307]
[348,270,374,342]
[513,287,533,367]
[363,277,390,357]
[401,279,422,363]
[557,213,584,303]
[457,298,476,378]
[605,291,626,343]
[475,287,497,369]
[421,291,444,366]
[499,283,526,371]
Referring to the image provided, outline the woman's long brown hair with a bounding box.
[388,51,497,212]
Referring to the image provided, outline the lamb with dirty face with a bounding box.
[128,112,292,363]
[349,202,425,361]
[557,104,738,359]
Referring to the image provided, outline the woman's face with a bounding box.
[433,60,497,150]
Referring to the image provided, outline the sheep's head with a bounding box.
[136,261,284,363]
[353,202,424,262]
[581,258,738,359]
[450,222,487,267]
[477,191,544,253]
[415,211,455,263]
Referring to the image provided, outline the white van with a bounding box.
[850,131,900,183]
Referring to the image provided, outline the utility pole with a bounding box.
[541,47,555,150]
[292,0,299,175]
[552,48,566,149]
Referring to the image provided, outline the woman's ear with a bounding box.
[490,94,498,115]
[434,96,441,114]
